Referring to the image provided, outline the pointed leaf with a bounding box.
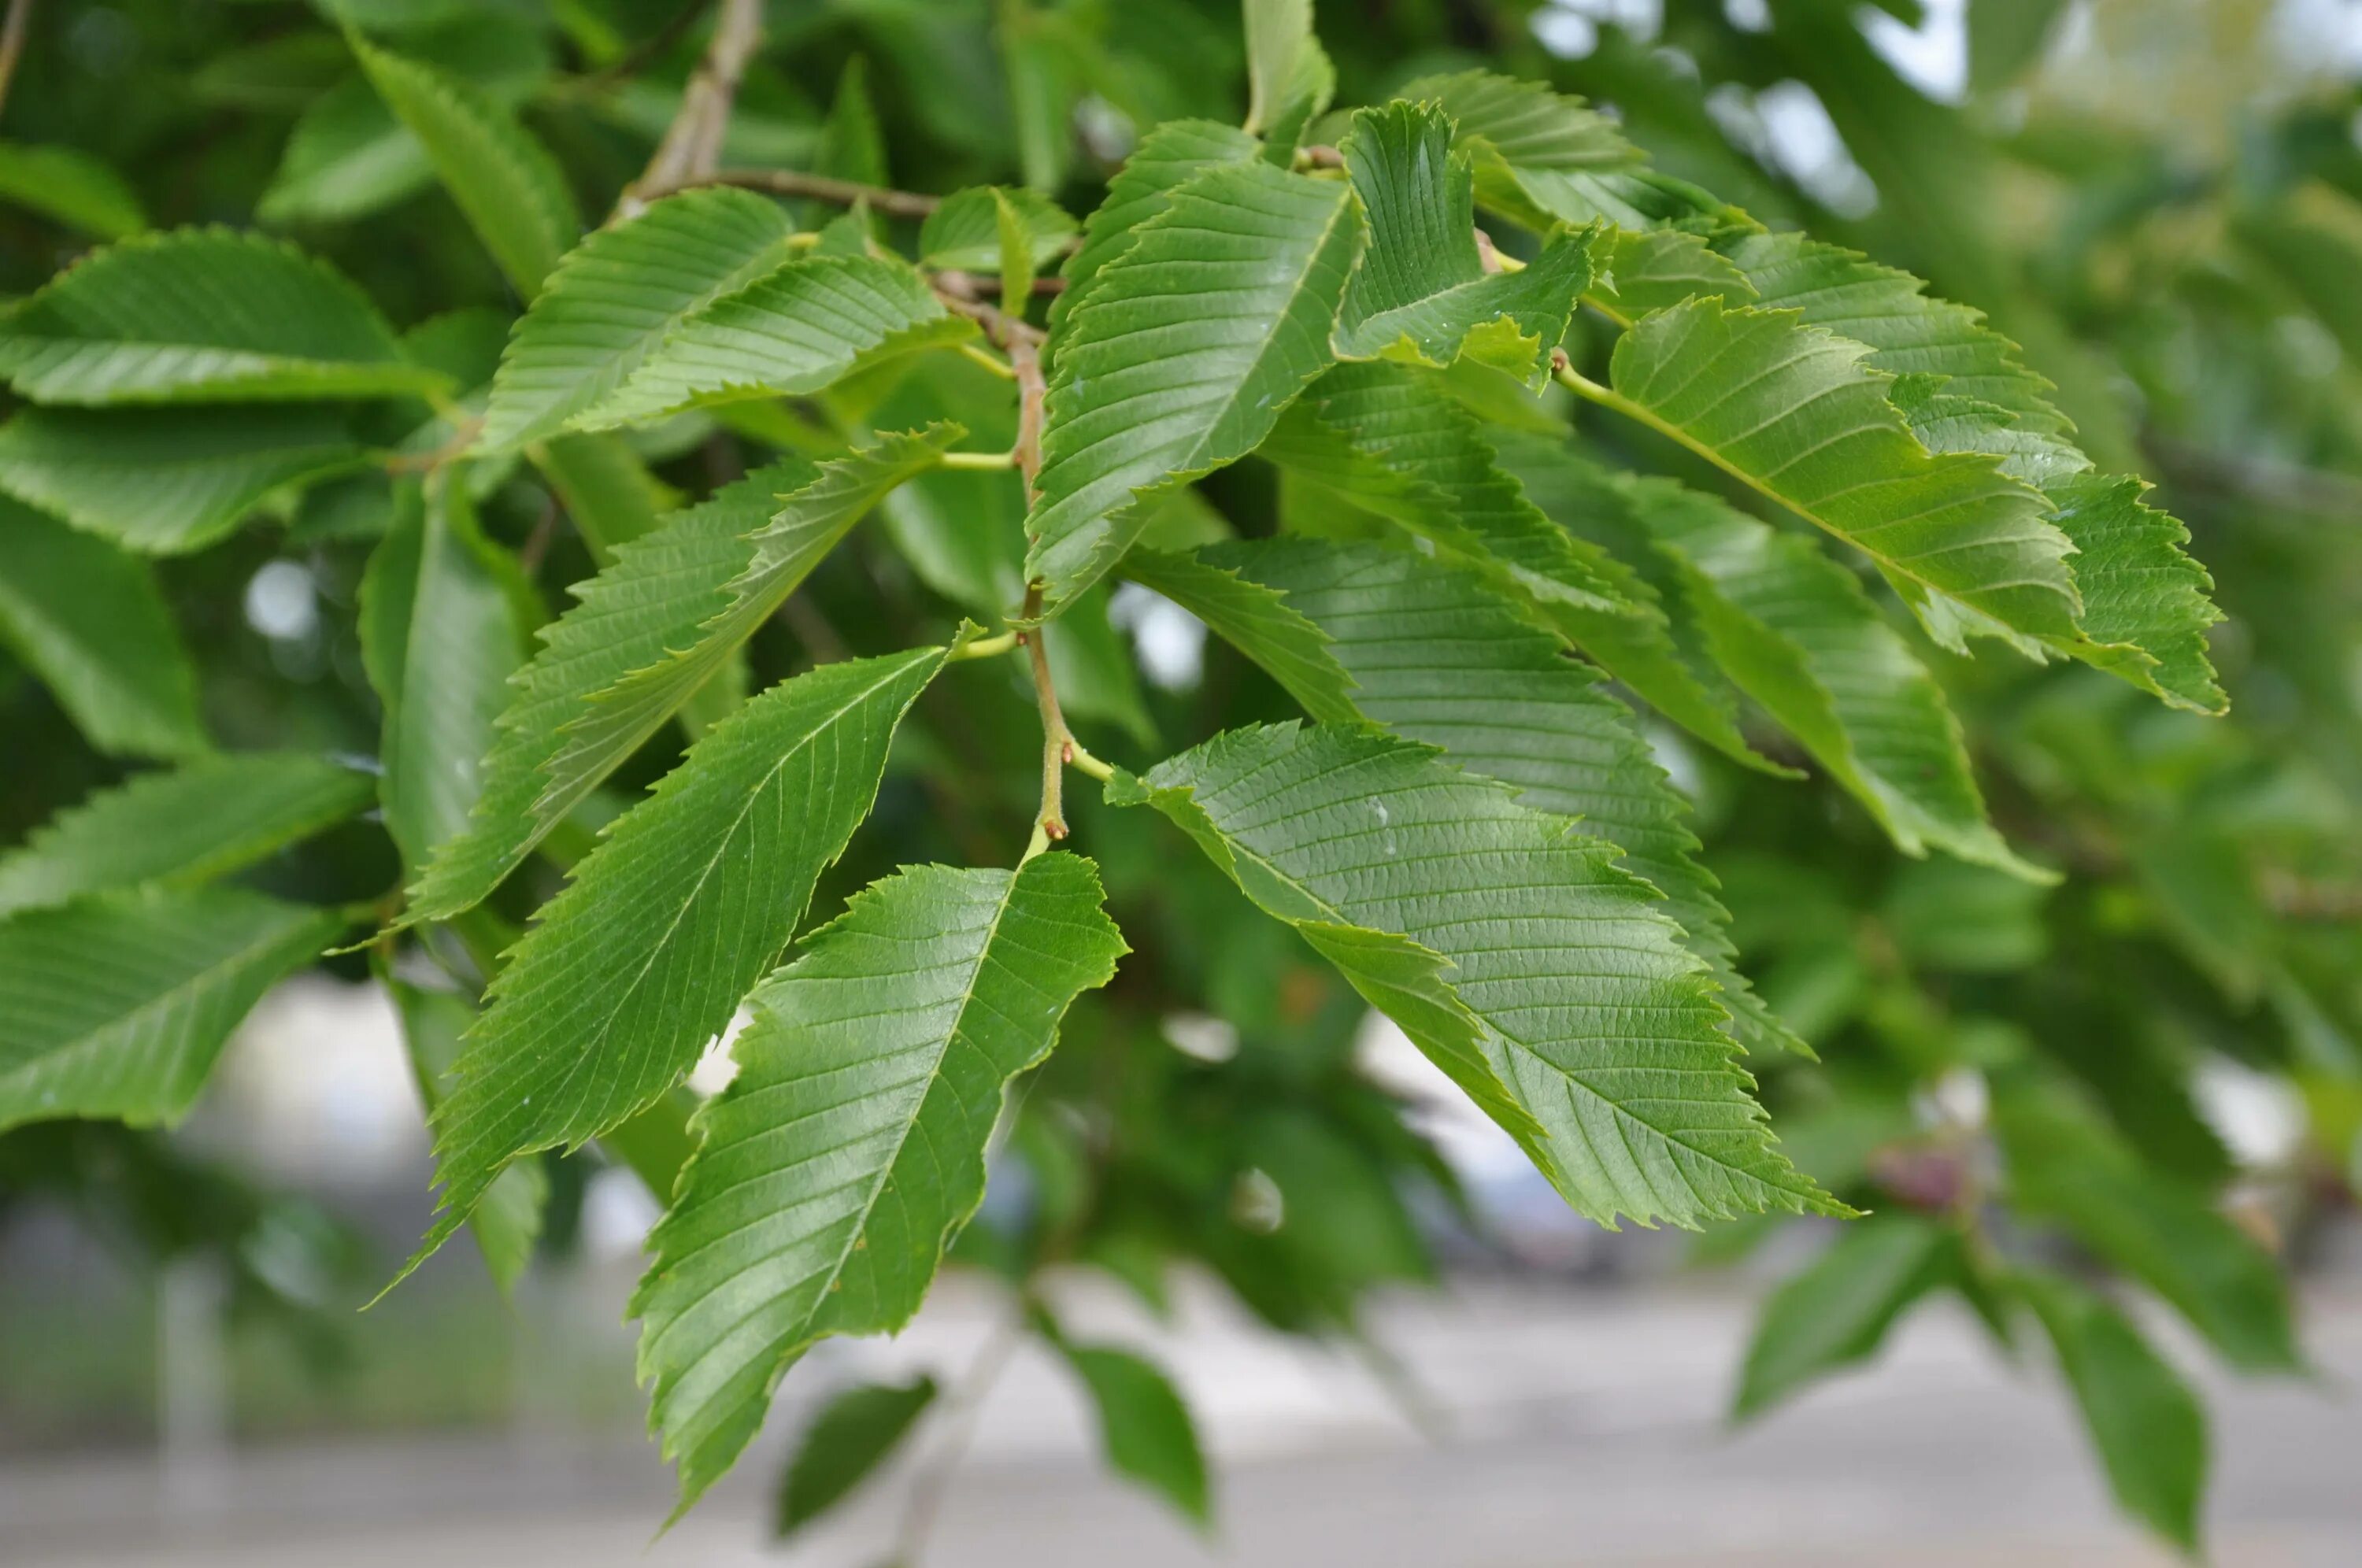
[554,427,961,793]
[0,228,441,405]
[1597,296,2083,644]
[2038,472,2225,716]
[1051,118,1261,343]
[1995,1085,2301,1373]
[1116,549,1360,725]
[1336,102,1595,384]
[0,889,339,1133]
[635,855,1123,1505]
[1109,723,1843,1228]
[573,255,974,431]
[480,187,801,451]
[1201,538,1803,1057]
[1026,160,1364,608]
[1497,432,1792,775]
[359,477,533,871]
[388,979,546,1291]
[1734,1217,1955,1418]
[1621,468,2049,879]
[0,405,363,554]
[2018,1269,2208,1554]
[1243,0,1314,139]
[775,1376,939,1536]
[1055,1337,1209,1524]
[407,431,955,924]
[0,142,146,239]
[1724,232,2223,710]
[353,37,579,298]
[0,753,372,918]
[1398,69,1722,232]
[412,648,949,1272]
[259,75,435,225]
[0,498,206,759]
[402,458,804,923]
[1261,363,1635,615]
[918,185,1078,272]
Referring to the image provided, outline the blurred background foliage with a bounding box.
[2,0,2359,1553]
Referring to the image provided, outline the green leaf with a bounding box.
[1025,159,1364,609]
[1050,1335,1210,1524]
[531,432,673,561]
[387,979,546,1291]
[1592,296,2083,645]
[635,853,1124,1507]
[1261,364,1635,615]
[0,228,442,405]
[1586,227,1758,320]
[775,1376,939,1536]
[359,477,533,871]
[1116,549,1361,725]
[0,405,364,554]
[918,185,1079,273]
[406,430,956,924]
[352,36,579,298]
[1242,0,1313,140]
[0,753,372,919]
[1994,1084,2302,1374]
[260,76,435,226]
[1196,538,1803,1058]
[549,428,960,807]
[1335,102,1596,385]
[0,889,339,1133]
[1398,69,1720,233]
[2039,472,2226,716]
[1109,723,1845,1229]
[1618,467,2049,879]
[479,188,801,451]
[408,647,949,1278]
[569,255,976,431]
[1494,432,1794,775]
[1050,118,1261,344]
[0,142,146,239]
[0,498,207,759]
[1723,232,2223,710]
[1734,1217,1955,1418]
[2018,1268,2208,1554]
[402,458,802,922]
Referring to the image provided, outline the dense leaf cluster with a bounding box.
[2,0,2354,1555]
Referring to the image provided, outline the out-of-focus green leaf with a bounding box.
[775,1376,939,1536]
[0,499,207,760]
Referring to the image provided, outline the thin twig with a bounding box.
[692,167,942,218]
[575,0,717,91]
[614,0,763,220]
[1020,583,1074,854]
[0,0,31,120]
[892,1307,1027,1566]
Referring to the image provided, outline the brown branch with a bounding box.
[576,0,717,91]
[0,0,33,120]
[614,0,763,220]
[692,167,943,219]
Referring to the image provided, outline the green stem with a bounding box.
[940,449,1016,472]
[951,629,1021,660]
